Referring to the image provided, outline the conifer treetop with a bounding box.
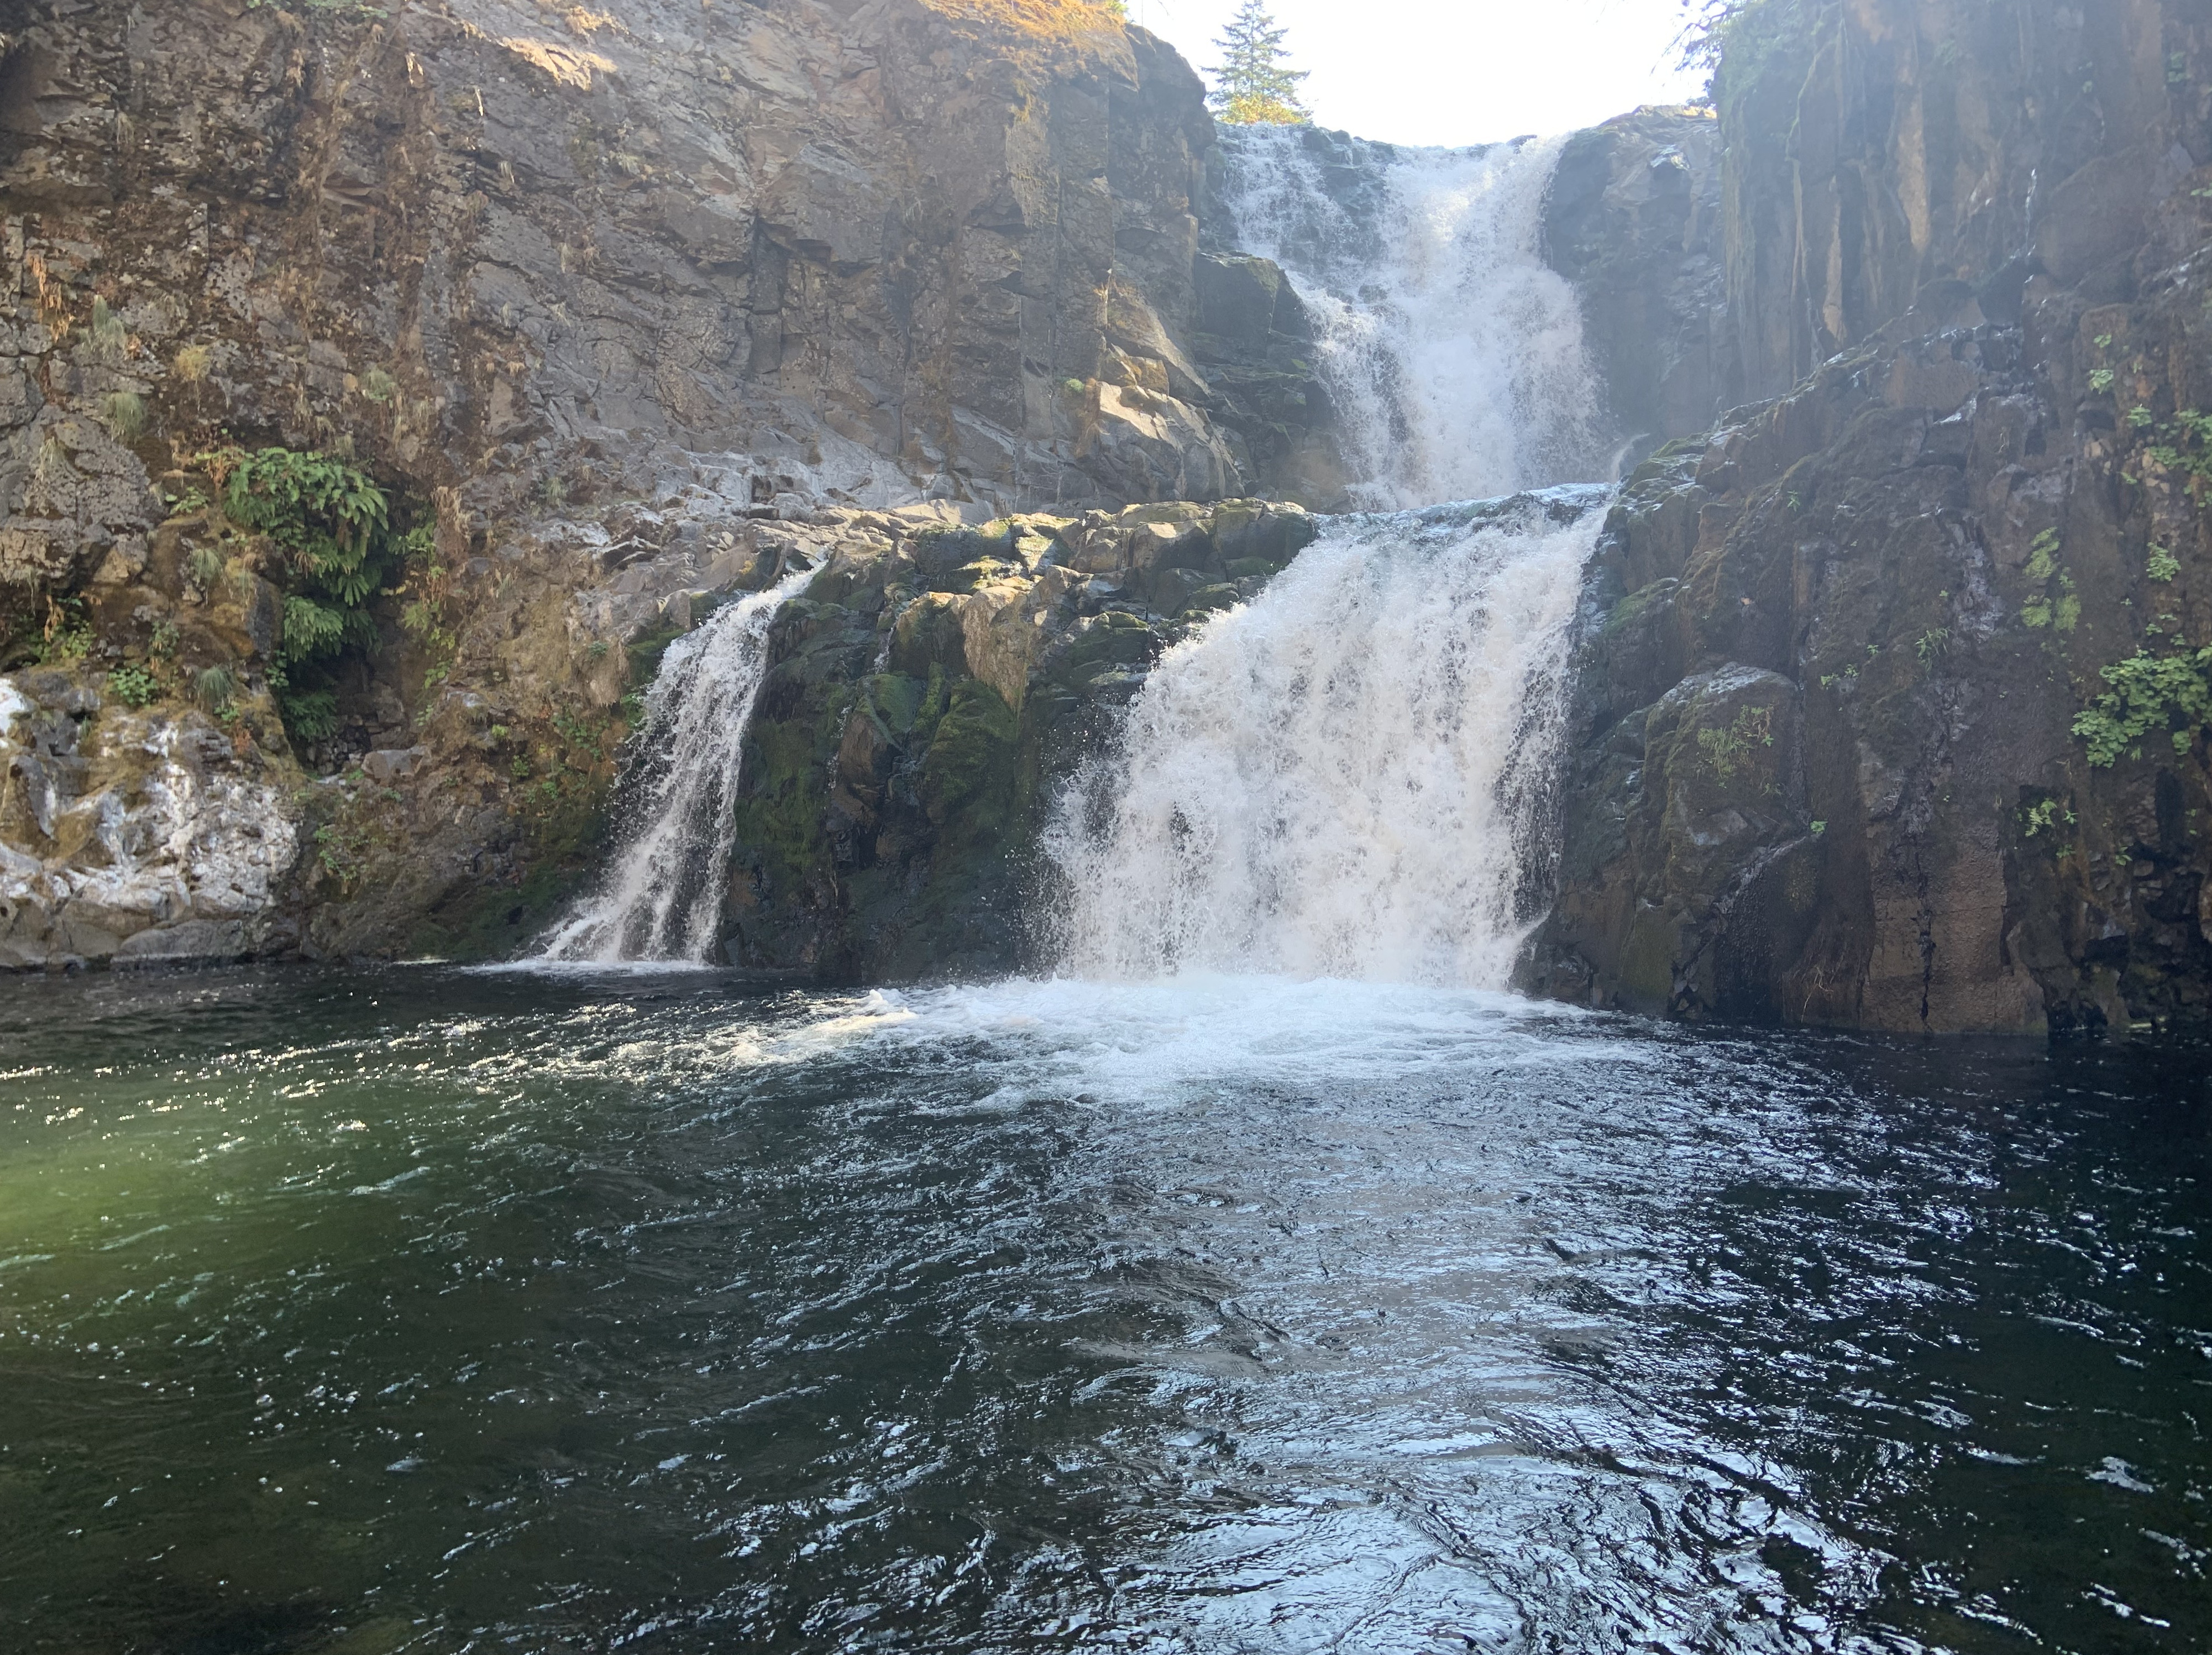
[1207,0,1311,126]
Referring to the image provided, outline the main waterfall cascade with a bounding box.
[1046,135,1616,986]
[539,564,815,963]
[1047,495,1604,986]
[1213,127,1611,510]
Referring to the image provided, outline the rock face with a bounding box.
[1545,106,1734,461]
[1717,0,2195,404]
[0,671,297,968]
[1526,0,2212,1034]
[0,0,1297,968]
[0,0,1258,533]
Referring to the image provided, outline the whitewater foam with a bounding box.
[1047,494,1605,986]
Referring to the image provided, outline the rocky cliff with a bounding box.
[720,496,1313,978]
[1,0,1255,527]
[11,0,2209,1034]
[0,0,1304,967]
[1545,105,1733,464]
[1527,0,2212,1034]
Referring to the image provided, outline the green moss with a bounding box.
[910,522,1016,586]
[626,622,685,687]
[1053,612,1160,682]
[864,671,928,737]
[918,680,1020,828]
[1178,583,1241,617]
[1604,580,1671,637]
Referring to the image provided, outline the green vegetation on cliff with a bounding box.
[2074,649,2212,767]
[200,445,427,740]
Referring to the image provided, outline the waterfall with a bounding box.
[1047,492,1606,987]
[550,129,1613,981]
[1214,127,1608,508]
[537,564,814,964]
[1049,128,1618,987]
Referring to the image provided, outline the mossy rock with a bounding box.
[918,679,1020,830]
[1052,612,1161,680]
[1178,583,1242,617]
[626,621,685,686]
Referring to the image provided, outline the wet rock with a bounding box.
[1544,106,1732,458]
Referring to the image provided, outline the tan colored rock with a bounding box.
[958,565,1076,714]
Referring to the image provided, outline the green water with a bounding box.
[1,966,2208,1652]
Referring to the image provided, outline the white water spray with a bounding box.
[1049,494,1605,987]
[1217,128,1608,507]
[538,564,814,964]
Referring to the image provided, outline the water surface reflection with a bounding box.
[0,969,2205,1651]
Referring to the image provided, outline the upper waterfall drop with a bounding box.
[537,564,815,965]
[1215,127,1610,509]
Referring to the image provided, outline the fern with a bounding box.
[282,595,350,661]
[197,445,414,742]
[277,688,340,742]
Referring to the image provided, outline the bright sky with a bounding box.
[1129,0,1708,147]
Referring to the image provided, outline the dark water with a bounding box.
[1,968,2208,1653]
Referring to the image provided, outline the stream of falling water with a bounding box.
[1213,127,1610,509]
[537,564,815,963]
[545,133,1607,973]
[1046,134,1615,982]
[1048,493,1604,983]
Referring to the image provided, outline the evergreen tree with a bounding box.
[1207,0,1310,126]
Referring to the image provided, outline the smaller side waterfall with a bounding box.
[538,564,815,963]
[1046,494,1605,986]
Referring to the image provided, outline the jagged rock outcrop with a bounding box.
[1545,106,1735,460]
[1526,0,2212,1034]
